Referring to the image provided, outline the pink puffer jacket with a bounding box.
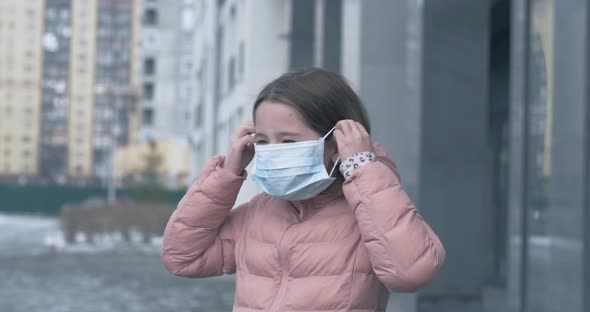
[162,144,445,312]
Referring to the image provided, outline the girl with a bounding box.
[162,68,445,312]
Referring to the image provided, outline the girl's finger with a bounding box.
[236,135,256,151]
[233,122,255,139]
[344,120,363,139]
[354,121,369,137]
[336,120,354,136]
[333,128,344,144]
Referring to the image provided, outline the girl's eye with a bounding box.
[256,140,268,145]
[282,140,296,144]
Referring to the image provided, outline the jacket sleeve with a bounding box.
[342,143,446,293]
[161,155,248,278]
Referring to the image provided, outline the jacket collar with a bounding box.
[288,188,344,221]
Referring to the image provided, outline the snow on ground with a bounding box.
[0,213,236,312]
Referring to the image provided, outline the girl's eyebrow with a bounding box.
[277,131,300,137]
[255,131,300,137]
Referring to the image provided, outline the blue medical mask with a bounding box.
[252,127,340,201]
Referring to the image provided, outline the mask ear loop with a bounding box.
[328,156,340,177]
[324,126,339,177]
[323,126,337,139]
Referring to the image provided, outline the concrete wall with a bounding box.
[420,1,493,308]
[344,1,495,311]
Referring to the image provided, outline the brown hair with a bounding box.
[253,68,371,136]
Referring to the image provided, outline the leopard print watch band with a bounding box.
[339,151,376,179]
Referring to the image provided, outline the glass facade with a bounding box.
[93,0,134,180]
[517,0,589,311]
[525,0,556,310]
[40,0,71,183]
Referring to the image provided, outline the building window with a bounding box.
[227,57,235,92]
[144,58,156,75]
[143,83,154,100]
[144,32,158,49]
[239,41,245,78]
[195,104,203,128]
[142,107,154,126]
[60,9,69,20]
[143,9,158,26]
[183,60,193,75]
[236,106,244,123]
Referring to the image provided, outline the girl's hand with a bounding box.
[224,121,256,176]
[333,120,374,159]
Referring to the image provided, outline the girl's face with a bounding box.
[254,100,339,164]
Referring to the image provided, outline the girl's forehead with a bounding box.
[255,101,301,119]
[255,102,305,127]
[254,101,319,137]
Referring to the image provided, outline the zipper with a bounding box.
[268,223,295,312]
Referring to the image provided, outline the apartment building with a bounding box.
[139,0,195,141]
[90,0,139,182]
[0,0,139,185]
[0,0,45,179]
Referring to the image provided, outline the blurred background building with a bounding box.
[0,0,45,182]
[0,0,140,186]
[139,0,197,141]
[0,0,588,312]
